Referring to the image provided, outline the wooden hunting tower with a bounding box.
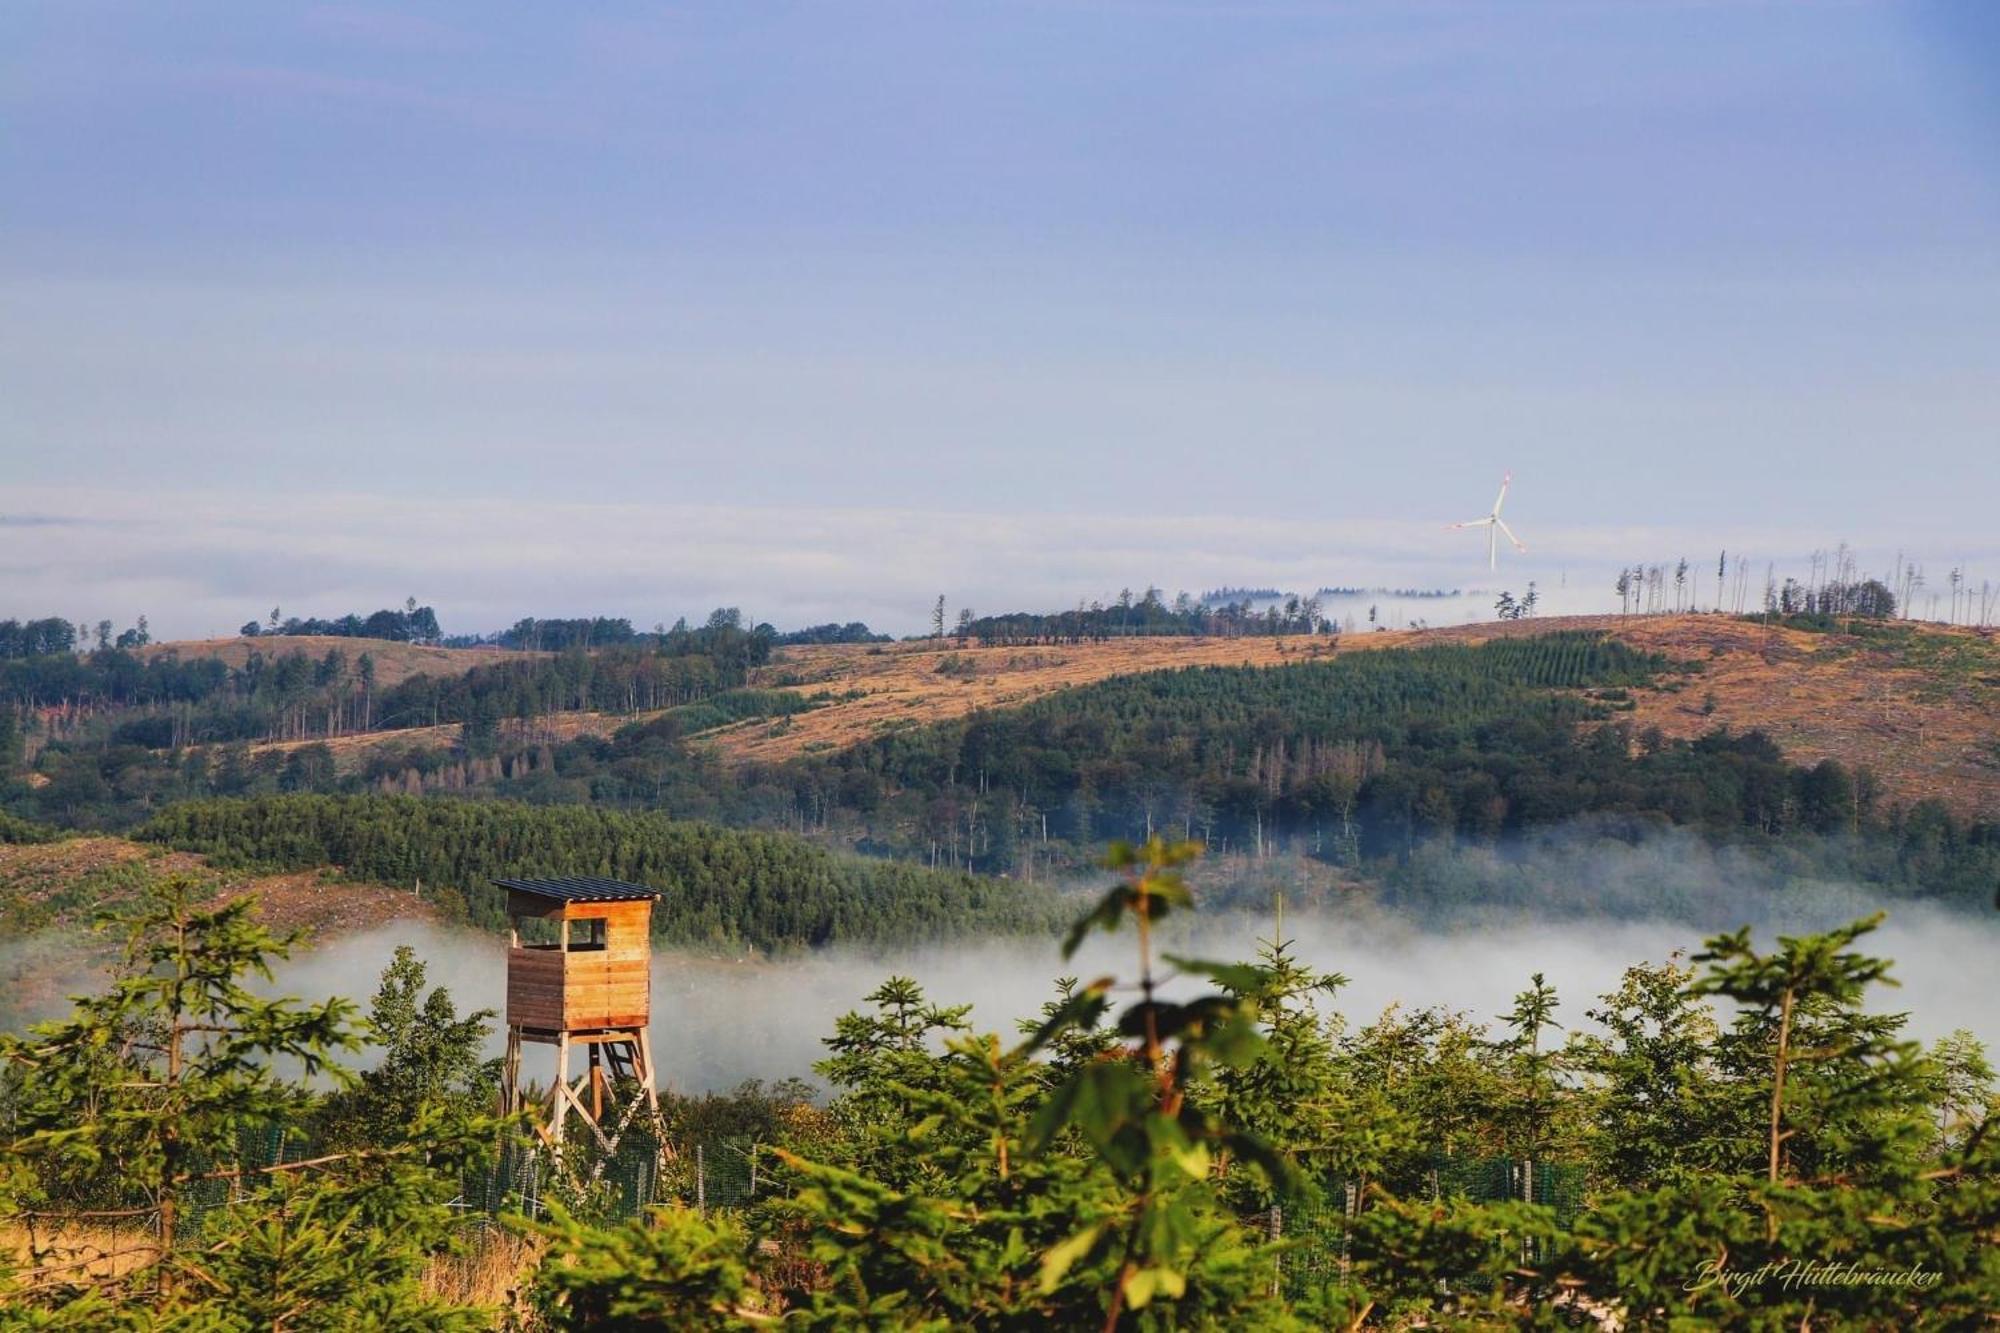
[498,876,664,1154]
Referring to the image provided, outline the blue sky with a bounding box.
[3,1,1997,636]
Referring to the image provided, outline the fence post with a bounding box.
[1340,1180,1357,1283]
[1266,1203,1282,1296]
[696,1143,706,1213]
[749,1143,759,1197]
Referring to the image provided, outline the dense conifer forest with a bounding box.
[137,794,1061,951]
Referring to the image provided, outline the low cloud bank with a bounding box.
[279,904,1998,1097]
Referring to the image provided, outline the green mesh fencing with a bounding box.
[1266,1154,1590,1297]
[157,1134,1587,1268]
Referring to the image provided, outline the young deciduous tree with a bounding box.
[1569,957,1731,1190]
[1493,973,1564,1198]
[1695,913,1929,1190]
[317,944,499,1149]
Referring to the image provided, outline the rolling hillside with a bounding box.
[0,835,440,1027]
[0,834,438,941]
[141,616,2000,820]
[712,616,2000,819]
[1605,617,2000,817]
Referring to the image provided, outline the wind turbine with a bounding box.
[1448,472,1528,570]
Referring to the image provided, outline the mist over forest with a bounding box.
[261,832,2000,1096]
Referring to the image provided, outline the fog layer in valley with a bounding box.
[278,905,1999,1097]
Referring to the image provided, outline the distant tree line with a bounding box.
[1,616,150,658]
[241,601,443,643]
[493,616,639,651]
[1772,577,1897,619]
[5,646,232,715]
[1200,585,1465,605]
[1315,585,1464,599]
[458,609,806,656]
[1613,542,1947,622]
[1198,585,1280,604]
[1,610,780,826]
[962,586,1332,645]
[774,621,890,645]
[0,618,78,659]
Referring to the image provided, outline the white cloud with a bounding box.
[5,484,1994,640]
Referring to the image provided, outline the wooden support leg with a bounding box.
[501,1029,521,1116]
[635,1027,672,1160]
[550,1034,571,1149]
[636,1028,662,1119]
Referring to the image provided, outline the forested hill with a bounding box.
[776,630,1994,900]
[136,795,1062,953]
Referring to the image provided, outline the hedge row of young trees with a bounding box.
[136,794,1063,952]
[3,845,1992,1326]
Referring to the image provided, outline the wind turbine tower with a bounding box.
[1448,472,1529,571]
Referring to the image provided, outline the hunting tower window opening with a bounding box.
[514,915,561,949]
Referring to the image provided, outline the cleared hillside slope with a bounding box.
[138,635,542,688]
[157,616,1999,819]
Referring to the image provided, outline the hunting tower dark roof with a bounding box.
[493,875,661,903]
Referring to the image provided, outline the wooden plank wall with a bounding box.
[566,900,652,1028]
[505,897,654,1031]
[507,947,565,1029]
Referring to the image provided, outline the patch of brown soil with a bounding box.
[0,837,440,1028]
[0,837,438,939]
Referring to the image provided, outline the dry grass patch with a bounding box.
[138,636,543,690]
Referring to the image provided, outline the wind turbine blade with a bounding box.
[1493,474,1510,518]
[1488,523,1497,569]
[1448,517,1495,530]
[1496,518,1527,552]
